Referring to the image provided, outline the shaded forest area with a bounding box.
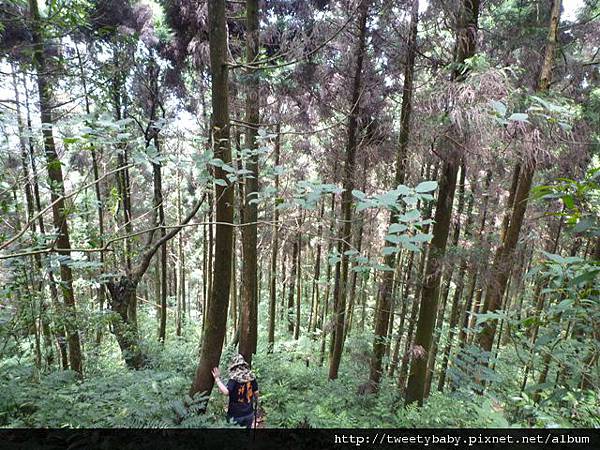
[0,0,599,428]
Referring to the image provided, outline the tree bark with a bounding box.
[458,170,491,349]
[239,0,260,364]
[319,193,337,366]
[295,234,303,340]
[309,200,325,333]
[267,124,281,351]
[404,0,480,406]
[190,0,235,399]
[477,0,561,360]
[287,240,299,333]
[425,164,466,395]
[28,0,83,375]
[329,0,370,381]
[437,175,474,392]
[404,161,458,405]
[22,74,66,368]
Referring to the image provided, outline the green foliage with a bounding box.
[1,305,598,428]
[532,167,600,236]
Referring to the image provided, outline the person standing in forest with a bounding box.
[212,355,259,428]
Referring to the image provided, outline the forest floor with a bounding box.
[1,311,598,428]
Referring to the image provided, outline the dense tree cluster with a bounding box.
[0,0,598,427]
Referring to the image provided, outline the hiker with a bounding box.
[212,354,259,428]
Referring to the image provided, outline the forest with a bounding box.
[0,0,598,429]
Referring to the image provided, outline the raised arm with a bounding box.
[211,367,229,396]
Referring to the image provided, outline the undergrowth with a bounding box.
[1,311,597,428]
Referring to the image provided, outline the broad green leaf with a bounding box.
[352,189,366,200]
[398,209,420,222]
[415,181,438,193]
[409,233,432,243]
[388,223,408,234]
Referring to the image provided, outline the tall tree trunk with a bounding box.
[176,172,184,337]
[404,163,459,403]
[12,66,56,368]
[295,234,303,340]
[346,170,368,338]
[280,245,288,322]
[329,0,370,381]
[388,250,415,378]
[458,170,491,349]
[437,175,475,392]
[203,193,214,336]
[267,123,281,351]
[477,0,561,362]
[202,211,208,324]
[112,51,134,278]
[397,164,435,391]
[239,0,260,364]
[190,0,235,400]
[287,240,299,333]
[178,167,187,323]
[28,0,83,375]
[319,193,337,366]
[230,232,238,339]
[520,216,563,391]
[397,254,425,393]
[23,74,66,368]
[425,164,466,395]
[404,0,480,406]
[154,135,168,343]
[309,200,325,333]
[12,66,45,370]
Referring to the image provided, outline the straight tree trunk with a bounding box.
[388,250,415,377]
[202,211,208,323]
[295,234,303,340]
[309,200,325,333]
[404,0,480,406]
[239,0,260,364]
[425,164,466,394]
[190,0,235,399]
[287,240,299,333]
[267,124,281,350]
[345,165,368,337]
[403,162,459,403]
[22,74,66,368]
[203,193,214,335]
[280,246,288,322]
[397,164,435,391]
[12,66,57,368]
[329,0,370,381]
[154,135,168,343]
[12,66,44,370]
[28,0,83,375]
[477,0,561,360]
[230,232,238,338]
[111,51,134,279]
[437,176,475,392]
[319,193,337,366]
[458,170,491,349]
[397,253,425,393]
[176,173,184,337]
